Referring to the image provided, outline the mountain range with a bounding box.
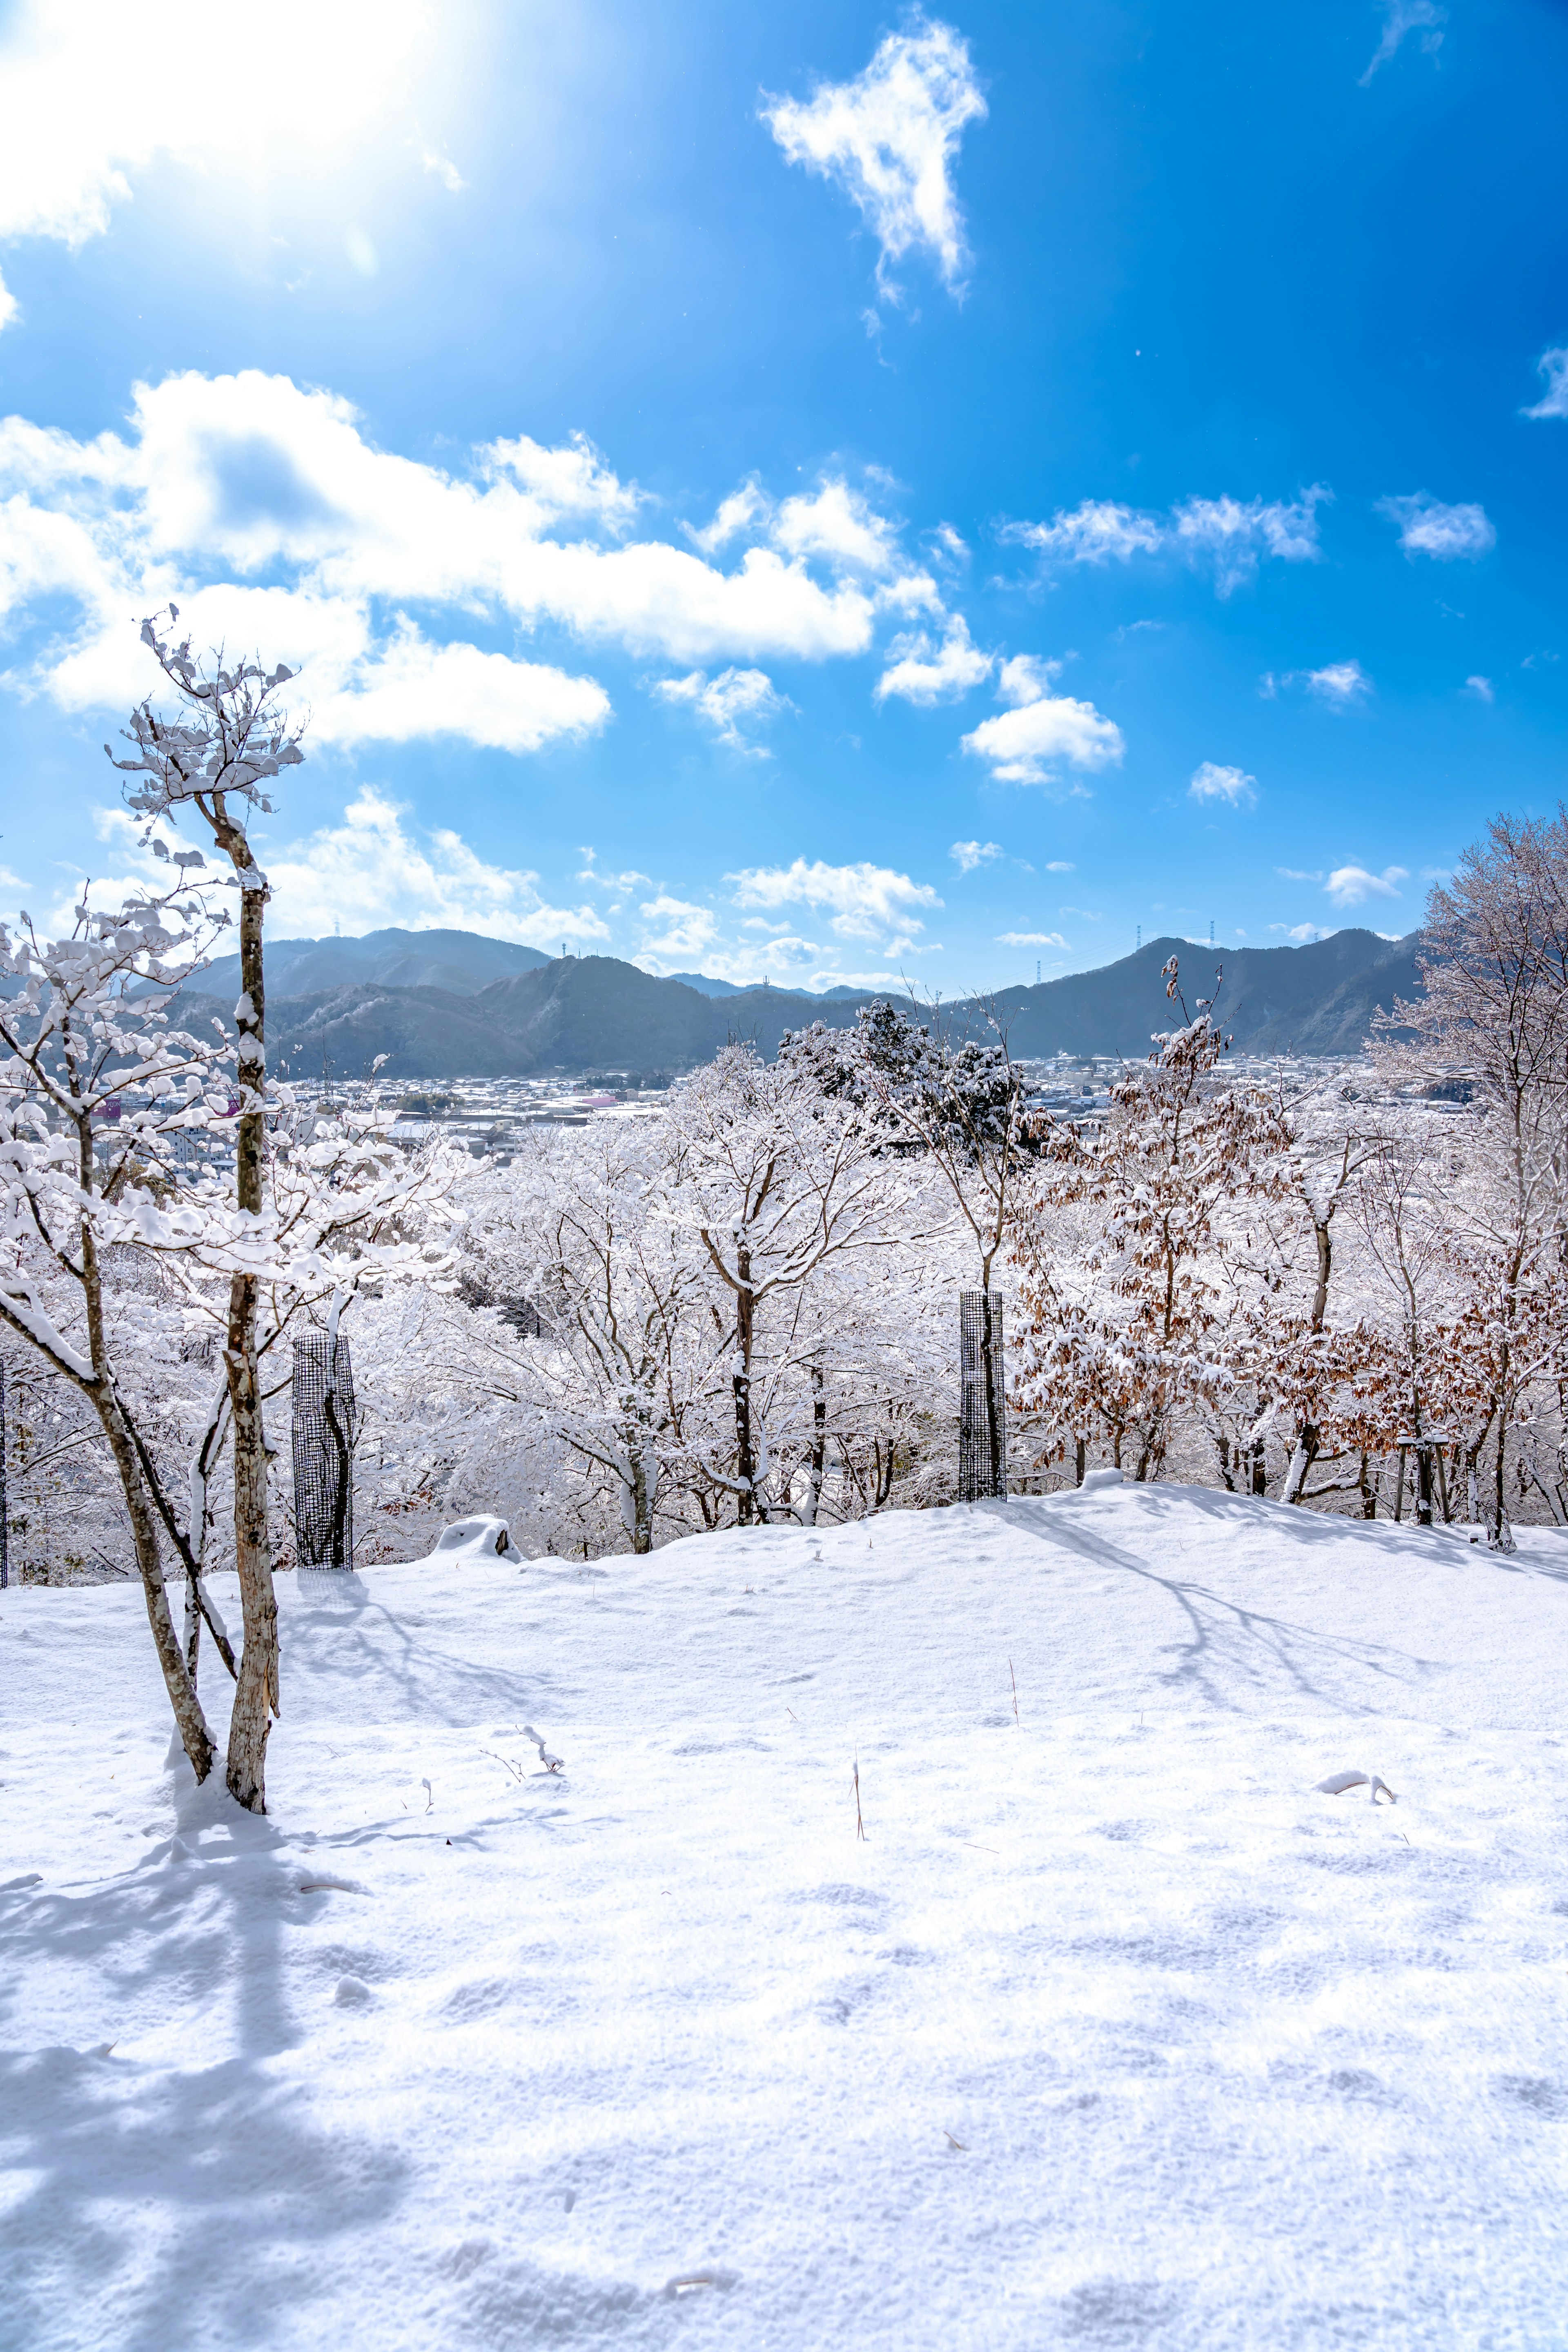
[162,926,1425,1080]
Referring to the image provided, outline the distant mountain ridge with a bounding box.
[666,970,870,1000]
[190,927,554,1002]
[164,927,1424,1079]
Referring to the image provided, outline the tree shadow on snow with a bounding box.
[992,1486,1473,1717]
[278,1570,575,1725]
[0,1773,409,2352]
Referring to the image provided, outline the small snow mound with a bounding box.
[424,1516,523,1564]
[1080,1468,1124,1492]
[334,1975,373,2006]
[1315,1769,1398,1804]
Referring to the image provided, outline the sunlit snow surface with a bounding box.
[4,1487,1567,2350]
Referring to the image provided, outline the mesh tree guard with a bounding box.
[292,1330,358,1569]
[959,1290,1007,1502]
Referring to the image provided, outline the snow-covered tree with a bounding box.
[108,612,303,1809]
[1372,812,1568,1540]
[0,890,236,1774]
[665,1045,913,1524]
[1011,960,1291,1481]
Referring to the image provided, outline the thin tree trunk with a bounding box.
[980,1290,1006,1499]
[225,875,279,1811]
[71,1117,218,1775]
[1282,1423,1319,1505]
[803,1354,826,1528]
[102,1385,216,1776]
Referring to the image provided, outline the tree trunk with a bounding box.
[1074,1434,1086,1489]
[980,1291,1005,1499]
[1414,1442,1434,1528]
[628,1403,653,1555]
[1282,1422,1319,1506]
[803,1355,826,1527]
[1359,1452,1377,1519]
[225,876,278,1812]
[732,1280,757,1527]
[1248,1402,1269,1496]
[100,1385,216,1778]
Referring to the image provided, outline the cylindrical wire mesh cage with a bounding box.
[291,1330,358,1569]
[958,1290,1007,1503]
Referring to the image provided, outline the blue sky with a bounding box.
[0,0,1565,991]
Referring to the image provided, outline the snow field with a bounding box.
[3,1485,1568,2350]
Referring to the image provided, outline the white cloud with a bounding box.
[995,652,1063,706]
[74,788,612,947]
[683,479,772,556]
[309,623,611,752]
[771,479,903,575]
[1524,347,1568,421]
[1360,0,1445,85]
[960,659,1123,789]
[1044,860,1074,873]
[1325,864,1407,907]
[0,0,431,329]
[419,146,466,195]
[1377,492,1495,560]
[1303,660,1372,707]
[949,840,1002,872]
[1270,922,1328,942]
[1006,501,1164,567]
[1189,761,1257,808]
[577,851,652,891]
[636,895,721,962]
[1276,867,1325,882]
[0,372,955,743]
[1172,491,1330,594]
[876,616,991,704]
[997,931,1069,948]
[1463,675,1495,703]
[726,858,942,942]
[761,15,987,297]
[1007,488,1329,597]
[653,666,788,754]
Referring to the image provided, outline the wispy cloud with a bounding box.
[1005,488,1330,597]
[949,839,1002,872]
[997,931,1069,948]
[1377,492,1495,560]
[761,14,987,300]
[1303,660,1373,708]
[1523,347,1568,421]
[1188,761,1257,808]
[653,666,789,754]
[1463,675,1495,704]
[1359,0,1445,85]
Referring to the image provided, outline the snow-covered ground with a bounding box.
[4,1486,1567,2351]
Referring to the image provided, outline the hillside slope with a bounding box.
[4,1487,1564,2349]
